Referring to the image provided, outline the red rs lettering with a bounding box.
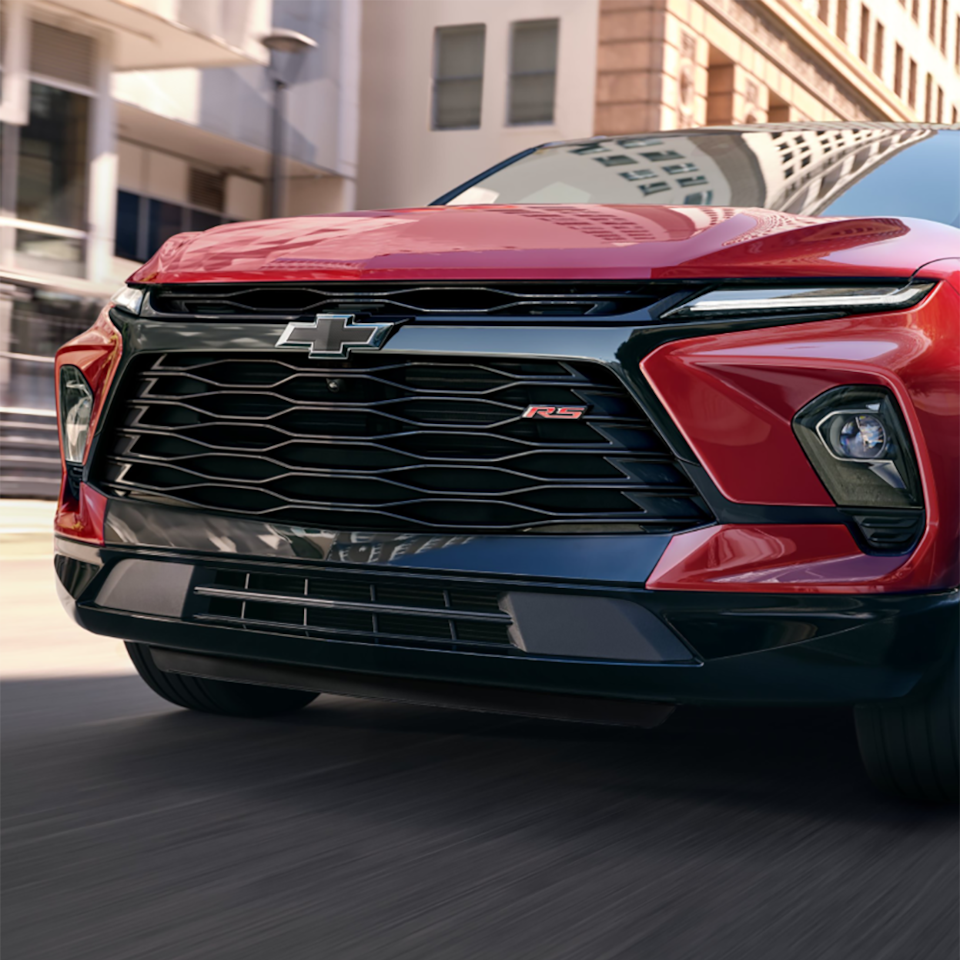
[521,405,588,420]
[521,406,557,418]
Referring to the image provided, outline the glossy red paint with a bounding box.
[641,280,957,505]
[644,280,959,592]
[54,309,123,544]
[645,525,906,593]
[127,206,954,285]
[54,481,108,545]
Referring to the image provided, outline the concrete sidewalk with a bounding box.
[0,499,57,560]
[0,499,134,677]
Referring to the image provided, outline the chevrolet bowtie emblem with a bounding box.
[275,315,395,359]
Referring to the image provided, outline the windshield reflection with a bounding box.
[448,127,954,223]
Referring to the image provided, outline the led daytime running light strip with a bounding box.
[665,283,933,317]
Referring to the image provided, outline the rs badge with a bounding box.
[521,405,588,420]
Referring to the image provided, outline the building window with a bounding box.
[955,15,960,69]
[837,0,848,41]
[937,84,944,121]
[114,191,142,262]
[16,82,89,231]
[912,0,920,21]
[908,58,918,106]
[115,190,229,263]
[818,0,830,23]
[6,20,98,280]
[768,91,791,122]
[432,25,485,130]
[924,71,933,120]
[873,22,884,75]
[508,20,559,125]
[706,48,735,124]
[894,43,904,96]
[859,4,870,60]
[929,0,937,40]
[941,0,949,52]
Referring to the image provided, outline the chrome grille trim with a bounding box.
[188,566,516,652]
[194,584,512,622]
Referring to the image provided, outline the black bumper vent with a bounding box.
[97,353,710,533]
[190,566,515,653]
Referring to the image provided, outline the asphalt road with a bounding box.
[2,554,958,960]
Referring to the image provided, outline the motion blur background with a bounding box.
[2,0,960,478]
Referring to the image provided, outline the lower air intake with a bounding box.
[189,566,515,653]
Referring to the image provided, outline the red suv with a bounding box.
[54,124,959,802]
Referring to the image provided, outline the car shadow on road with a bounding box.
[3,674,956,837]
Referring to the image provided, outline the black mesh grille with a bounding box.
[145,282,688,319]
[97,353,710,533]
[190,566,515,653]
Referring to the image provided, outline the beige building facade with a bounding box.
[597,0,960,133]
[359,0,960,209]
[358,0,600,209]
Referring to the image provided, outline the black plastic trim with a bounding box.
[59,559,958,706]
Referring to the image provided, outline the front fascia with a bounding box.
[55,537,959,705]
[76,296,952,594]
[640,281,960,592]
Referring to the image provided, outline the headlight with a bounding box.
[59,365,94,465]
[663,283,934,318]
[111,285,144,315]
[793,386,922,510]
[824,412,888,461]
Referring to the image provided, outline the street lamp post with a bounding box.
[262,29,317,219]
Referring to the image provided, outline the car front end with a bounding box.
[53,124,960,800]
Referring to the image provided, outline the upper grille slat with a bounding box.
[98,353,711,533]
[145,282,689,320]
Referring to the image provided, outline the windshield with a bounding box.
[441,127,960,227]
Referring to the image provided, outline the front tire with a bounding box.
[126,643,319,718]
[855,649,958,803]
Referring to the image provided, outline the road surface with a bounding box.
[2,543,957,959]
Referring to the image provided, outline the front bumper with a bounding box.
[55,525,958,709]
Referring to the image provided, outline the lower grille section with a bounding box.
[190,566,515,653]
[99,352,710,533]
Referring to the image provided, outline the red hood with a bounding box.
[129,204,955,285]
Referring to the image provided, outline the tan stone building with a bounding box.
[596,0,960,133]
[358,0,960,209]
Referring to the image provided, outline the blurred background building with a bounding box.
[1,0,958,496]
[0,0,358,494]
[359,0,960,205]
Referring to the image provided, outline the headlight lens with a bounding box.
[112,285,144,315]
[663,283,934,318]
[793,386,922,509]
[830,413,888,460]
[59,365,94,465]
